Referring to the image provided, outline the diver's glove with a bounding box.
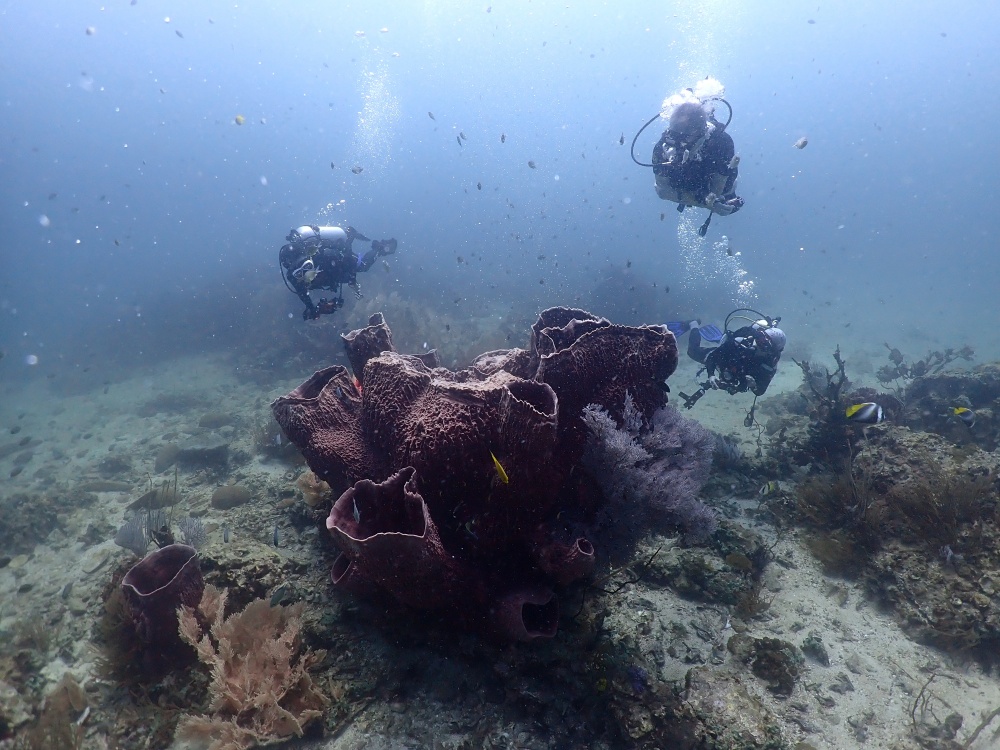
[302,306,320,321]
[745,375,758,393]
[713,196,744,216]
[706,376,721,390]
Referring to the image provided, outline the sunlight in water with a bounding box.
[350,43,401,176]
[676,212,756,308]
[667,0,743,90]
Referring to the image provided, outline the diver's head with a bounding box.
[762,327,786,352]
[668,102,708,147]
[286,225,321,250]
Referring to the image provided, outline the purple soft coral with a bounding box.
[582,399,717,547]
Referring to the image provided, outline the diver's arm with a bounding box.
[356,248,378,273]
[289,277,317,319]
[356,239,397,273]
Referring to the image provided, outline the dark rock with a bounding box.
[176,435,229,469]
[198,412,236,429]
[154,443,180,473]
[684,666,787,748]
[211,484,252,509]
[801,630,830,666]
[79,480,132,493]
[730,635,803,697]
[751,638,803,696]
[828,672,855,694]
[127,485,180,511]
[97,455,132,477]
[726,633,755,661]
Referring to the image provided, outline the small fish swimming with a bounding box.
[272,524,280,547]
[353,375,363,394]
[234,114,245,125]
[500,133,506,143]
[353,498,361,523]
[490,451,509,484]
[351,165,363,174]
[793,137,808,149]
[456,135,462,147]
[459,131,467,141]
[729,154,741,169]
[619,133,625,145]
[428,111,435,120]
[527,160,536,169]
[175,29,184,38]
[953,406,975,427]
[477,181,482,190]
[223,524,230,543]
[845,402,884,424]
[330,161,335,169]
[758,481,780,496]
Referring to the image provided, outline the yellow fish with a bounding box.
[758,481,779,496]
[234,114,245,126]
[490,451,509,484]
[845,402,883,424]
[953,407,975,427]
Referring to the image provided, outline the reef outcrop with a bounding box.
[272,309,678,640]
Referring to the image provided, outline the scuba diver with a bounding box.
[631,78,743,236]
[279,225,397,320]
[670,310,785,417]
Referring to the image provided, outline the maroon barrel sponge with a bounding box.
[532,308,678,427]
[327,467,488,617]
[274,309,680,640]
[530,527,596,587]
[492,586,559,642]
[271,365,385,489]
[341,312,394,383]
[121,543,204,645]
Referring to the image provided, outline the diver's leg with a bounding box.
[687,328,709,364]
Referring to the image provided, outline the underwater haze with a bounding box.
[8,3,1000,749]
[3,0,999,383]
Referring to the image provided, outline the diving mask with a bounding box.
[291,258,319,283]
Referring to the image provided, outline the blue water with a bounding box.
[2,0,998,383]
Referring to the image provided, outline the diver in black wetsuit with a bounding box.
[688,319,784,396]
[677,311,785,412]
[278,225,397,320]
[652,101,744,227]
